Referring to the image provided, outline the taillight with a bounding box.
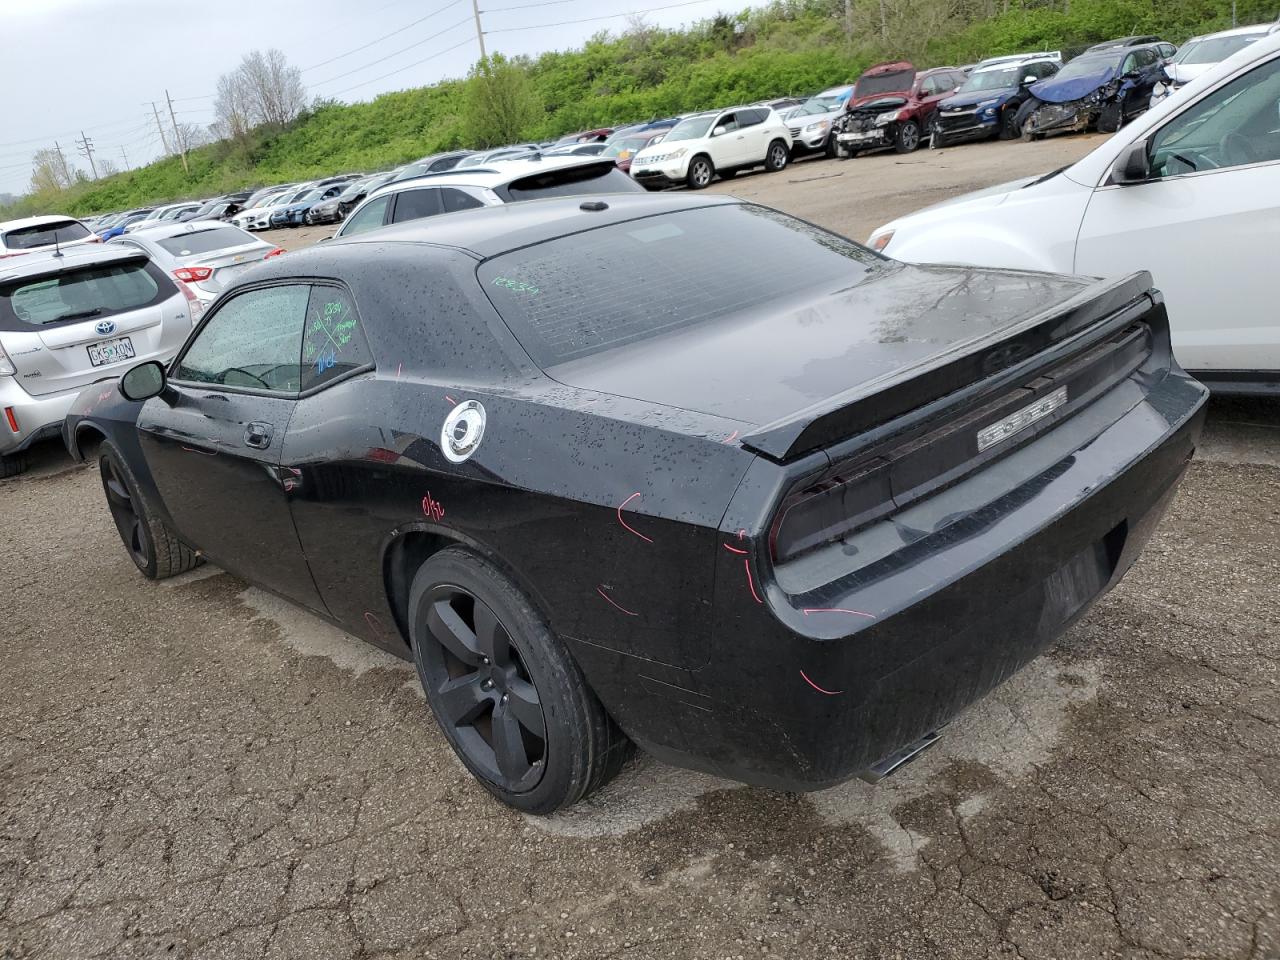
[4,407,18,433]
[173,266,213,283]
[263,247,285,259]
[174,278,205,325]
[771,461,895,563]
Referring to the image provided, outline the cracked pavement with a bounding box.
[3,400,1277,960]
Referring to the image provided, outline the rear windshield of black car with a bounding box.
[156,226,254,257]
[854,69,914,97]
[479,204,881,366]
[497,164,643,202]
[0,259,173,331]
[2,220,91,249]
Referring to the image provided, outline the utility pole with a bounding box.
[471,0,487,60]
[119,146,130,171]
[53,141,71,186]
[150,102,172,156]
[75,131,99,179]
[165,89,189,175]
[844,0,852,49]
[877,0,887,40]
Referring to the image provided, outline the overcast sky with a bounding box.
[0,0,731,197]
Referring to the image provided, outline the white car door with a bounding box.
[1074,52,1280,374]
[708,111,752,167]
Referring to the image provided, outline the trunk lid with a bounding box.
[545,262,1122,457]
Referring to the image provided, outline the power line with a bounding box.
[485,0,721,33]
[302,0,468,72]
[0,114,154,150]
[311,17,473,86]
[330,36,475,97]
[481,0,575,11]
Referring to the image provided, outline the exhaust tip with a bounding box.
[857,729,942,784]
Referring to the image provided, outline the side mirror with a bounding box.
[317,235,332,243]
[1022,75,1036,85]
[1111,140,1151,184]
[119,360,168,403]
[712,125,726,137]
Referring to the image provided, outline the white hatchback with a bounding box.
[869,31,1280,392]
[630,107,793,189]
[0,216,99,260]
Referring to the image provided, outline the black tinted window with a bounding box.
[391,188,441,223]
[441,188,485,213]
[176,284,308,393]
[0,260,168,330]
[480,204,879,366]
[502,164,643,202]
[301,286,372,391]
[738,108,765,127]
[3,220,91,249]
[156,226,256,257]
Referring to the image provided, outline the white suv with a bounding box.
[869,30,1280,391]
[0,216,99,260]
[630,107,793,189]
[0,245,197,477]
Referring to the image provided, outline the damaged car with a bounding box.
[1021,45,1167,137]
[932,56,1060,146]
[65,193,1205,813]
[833,62,967,155]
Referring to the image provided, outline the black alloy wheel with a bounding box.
[408,547,632,813]
[894,119,921,153]
[101,453,152,570]
[998,107,1022,140]
[418,584,547,793]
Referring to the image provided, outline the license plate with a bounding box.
[977,386,1068,452]
[87,336,136,367]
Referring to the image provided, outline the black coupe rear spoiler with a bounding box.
[739,271,1157,463]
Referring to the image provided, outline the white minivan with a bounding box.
[869,31,1280,392]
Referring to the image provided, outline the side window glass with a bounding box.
[1122,54,1138,74]
[717,113,738,133]
[441,188,485,213]
[301,286,372,391]
[391,188,442,224]
[738,108,763,128]
[1149,54,1280,176]
[341,195,390,236]
[176,284,308,393]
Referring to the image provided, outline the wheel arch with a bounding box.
[72,422,108,462]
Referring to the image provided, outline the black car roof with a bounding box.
[331,193,741,260]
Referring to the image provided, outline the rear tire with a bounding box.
[686,156,714,189]
[99,441,201,580]
[764,139,790,172]
[894,120,921,154]
[408,547,633,813]
[0,451,28,479]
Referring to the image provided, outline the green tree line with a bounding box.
[5,0,1275,218]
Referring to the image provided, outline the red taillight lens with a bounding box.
[173,266,213,283]
[263,247,285,259]
[4,407,18,433]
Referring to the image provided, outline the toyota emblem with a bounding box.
[94,319,117,336]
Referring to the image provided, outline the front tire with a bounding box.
[764,139,790,172]
[99,441,200,580]
[686,156,714,189]
[409,547,632,813]
[1097,100,1124,134]
[998,108,1021,140]
[894,120,921,154]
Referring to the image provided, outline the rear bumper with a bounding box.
[0,377,94,456]
[572,369,1207,790]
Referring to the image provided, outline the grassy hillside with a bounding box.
[7,0,1276,217]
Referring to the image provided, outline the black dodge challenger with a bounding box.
[62,193,1207,813]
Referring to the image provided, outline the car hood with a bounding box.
[940,86,1016,109]
[848,95,909,114]
[849,91,911,110]
[1165,62,1215,85]
[1030,64,1118,103]
[544,262,1089,429]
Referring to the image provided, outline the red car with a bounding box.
[833,61,968,155]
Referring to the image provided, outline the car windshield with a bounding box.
[603,136,651,158]
[479,204,879,366]
[854,69,914,97]
[958,66,1023,92]
[1053,54,1119,81]
[663,115,716,141]
[795,91,849,115]
[1,261,161,327]
[3,221,91,249]
[1172,34,1260,65]
[156,226,256,257]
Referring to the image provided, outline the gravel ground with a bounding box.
[3,134,1278,960]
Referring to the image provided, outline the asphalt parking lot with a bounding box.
[4,138,1279,960]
